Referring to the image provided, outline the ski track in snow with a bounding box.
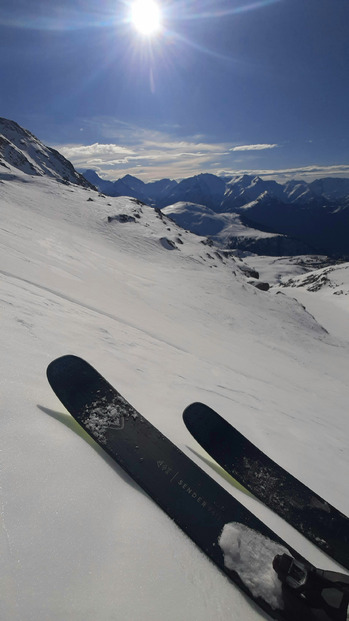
[0,269,190,356]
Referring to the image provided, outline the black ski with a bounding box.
[47,356,348,621]
[183,402,349,571]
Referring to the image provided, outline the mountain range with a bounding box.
[82,168,349,209]
[83,169,349,258]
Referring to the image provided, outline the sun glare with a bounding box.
[131,0,161,36]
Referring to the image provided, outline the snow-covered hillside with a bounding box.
[1,167,349,620]
[281,262,349,295]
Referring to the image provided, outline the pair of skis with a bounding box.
[47,355,349,621]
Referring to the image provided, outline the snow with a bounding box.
[84,396,128,442]
[241,255,349,343]
[242,255,334,285]
[219,523,289,610]
[1,167,349,621]
[277,262,349,343]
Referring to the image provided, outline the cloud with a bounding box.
[230,144,278,151]
[54,124,232,180]
[58,143,135,162]
[52,119,349,182]
[218,164,349,181]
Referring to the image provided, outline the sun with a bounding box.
[131,0,162,36]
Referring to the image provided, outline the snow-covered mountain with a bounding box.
[2,120,349,621]
[220,175,286,211]
[162,200,313,256]
[0,118,94,188]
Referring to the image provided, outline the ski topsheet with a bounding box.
[183,402,349,571]
[47,356,339,621]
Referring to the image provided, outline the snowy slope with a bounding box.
[1,171,349,621]
[241,255,349,342]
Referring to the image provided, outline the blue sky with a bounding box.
[1,0,348,181]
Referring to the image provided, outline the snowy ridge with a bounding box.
[1,137,349,620]
[0,117,94,187]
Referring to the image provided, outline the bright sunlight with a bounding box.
[131,0,162,36]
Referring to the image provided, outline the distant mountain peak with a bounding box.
[121,173,145,185]
[122,173,139,181]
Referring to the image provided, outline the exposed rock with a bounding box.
[248,279,270,291]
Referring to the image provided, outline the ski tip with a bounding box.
[182,402,207,427]
[46,354,85,384]
[183,402,226,434]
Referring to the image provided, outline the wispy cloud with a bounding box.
[218,164,349,181]
[230,144,278,151]
[52,119,349,182]
[55,123,232,180]
[60,143,136,164]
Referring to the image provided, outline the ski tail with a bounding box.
[183,402,349,570]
